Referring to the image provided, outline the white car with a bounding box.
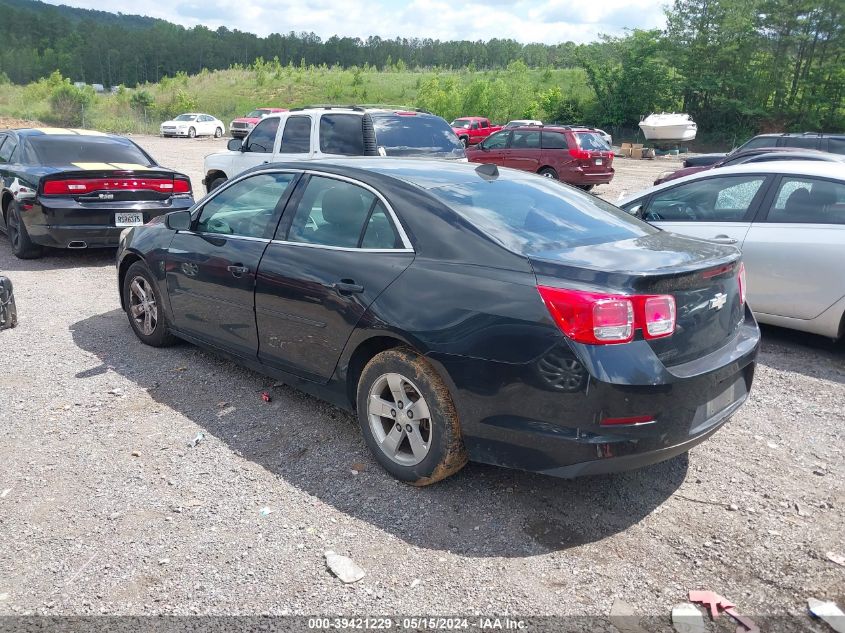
[160,113,226,139]
[618,161,845,338]
[202,107,465,192]
[504,119,543,128]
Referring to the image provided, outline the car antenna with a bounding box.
[475,163,499,181]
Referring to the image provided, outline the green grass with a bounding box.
[0,65,593,133]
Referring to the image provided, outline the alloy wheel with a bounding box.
[128,276,158,336]
[367,372,432,466]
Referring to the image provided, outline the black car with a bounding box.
[0,128,194,259]
[117,158,760,485]
[684,131,845,168]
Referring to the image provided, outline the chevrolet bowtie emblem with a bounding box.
[709,293,727,310]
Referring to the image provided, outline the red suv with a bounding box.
[466,125,614,189]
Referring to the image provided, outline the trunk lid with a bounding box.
[530,232,744,366]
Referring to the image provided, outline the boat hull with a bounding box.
[639,122,697,142]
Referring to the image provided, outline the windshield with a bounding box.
[28,136,155,167]
[174,114,197,121]
[429,177,656,253]
[373,115,466,159]
[450,119,472,129]
[575,132,610,151]
[246,109,270,118]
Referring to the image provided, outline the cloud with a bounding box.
[46,0,666,44]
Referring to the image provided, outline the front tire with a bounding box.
[356,348,467,485]
[460,136,469,148]
[6,202,43,259]
[214,127,223,138]
[208,176,227,193]
[188,127,196,139]
[123,261,178,347]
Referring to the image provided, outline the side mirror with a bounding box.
[625,204,644,219]
[165,210,192,231]
[227,138,243,152]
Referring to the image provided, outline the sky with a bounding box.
[46,0,667,44]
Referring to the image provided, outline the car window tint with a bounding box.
[541,132,568,149]
[430,178,656,253]
[286,176,376,247]
[360,202,401,249]
[245,118,279,153]
[371,114,465,158]
[483,131,510,149]
[0,137,12,163]
[575,132,609,151]
[197,173,294,238]
[320,114,364,155]
[782,136,819,150]
[480,120,489,129]
[27,136,154,167]
[510,130,541,149]
[828,138,845,155]
[645,176,765,222]
[280,116,311,153]
[740,136,778,151]
[769,177,845,224]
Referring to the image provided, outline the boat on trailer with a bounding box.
[639,113,697,142]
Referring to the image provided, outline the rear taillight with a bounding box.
[43,177,191,195]
[568,148,592,161]
[737,262,746,305]
[537,286,676,345]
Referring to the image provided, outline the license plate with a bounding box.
[115,212,143,227]
[706,380,740,418]
[594,158,603,165]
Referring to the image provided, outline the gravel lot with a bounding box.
[0,135,843,628]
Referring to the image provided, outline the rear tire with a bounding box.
[122,261,178,347]
[579,184,595,191]
[214,127,223,138]
[538,167,558,179]
[188,127,196,139]
[208,176,227,193]
[356,348,467,485]
[6,202,43,259]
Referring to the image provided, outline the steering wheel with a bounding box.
[206,217,233,234]
[666,202,697,220]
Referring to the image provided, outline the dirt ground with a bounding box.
[0,136,843,630]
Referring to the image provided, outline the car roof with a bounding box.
[12,128,130,140]
[247,157,539,189]
[256,107,438,119]
[619,160,845,206]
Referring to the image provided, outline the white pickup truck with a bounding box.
[203,106,465,192]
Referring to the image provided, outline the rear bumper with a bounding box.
[24,197,194,249]
[570,168,615,185]
[430,310,760,478]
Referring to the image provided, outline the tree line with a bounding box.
[0,0,841,136]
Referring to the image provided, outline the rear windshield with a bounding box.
[373,115,465,159]
[27,136,155,167]
[575,132,610,151]
[429,177,657,253]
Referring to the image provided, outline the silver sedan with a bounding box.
[618,160,845,338]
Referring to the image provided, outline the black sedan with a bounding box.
[0,128,193,259]
[116,158,760,485]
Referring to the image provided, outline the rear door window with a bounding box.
[767,177,845,224]
[645,176,766,222]
[509,130,541,149]
[541,132,568,149]
[320,114,364,155]
[244,118,279,153]
[826,138,845,155]
[782,136,820,150]
[279,116,312,154]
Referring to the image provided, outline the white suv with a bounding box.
[203,106,465,192]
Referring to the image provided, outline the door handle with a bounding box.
[333,279,364,295]
[227,264,249,277]
[711,235,738,245]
